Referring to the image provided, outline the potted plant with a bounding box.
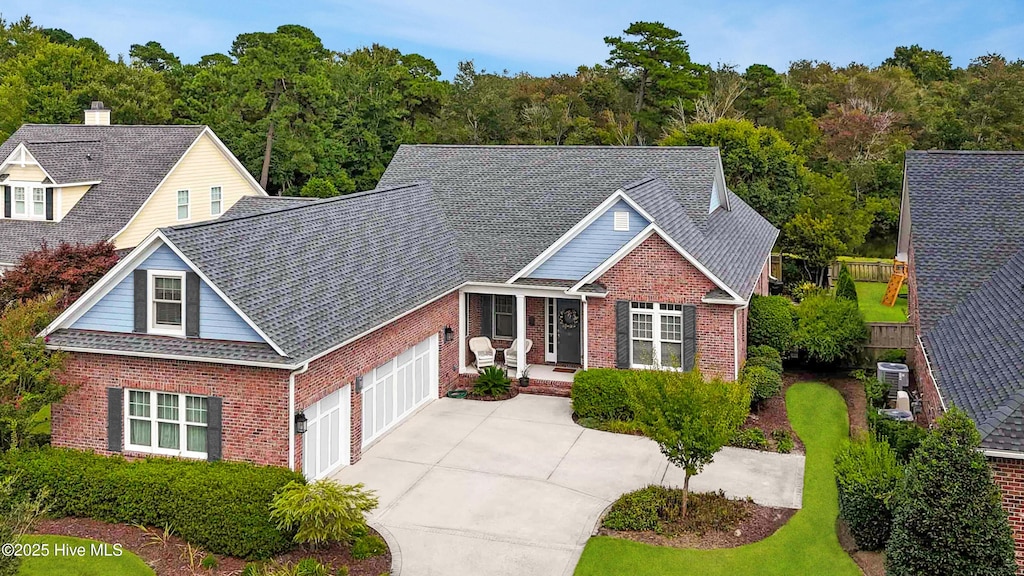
[519,365,531,388]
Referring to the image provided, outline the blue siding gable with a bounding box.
[529,199,649,280]
[72,243,264,343]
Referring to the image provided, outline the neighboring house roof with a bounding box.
[219,195,319,220]
[905,150,1024,332]
[0,124,208,263]
[377,145,778,299]
[156,182,465,363]
[905,150,1024,453]
[922,248,1024,452]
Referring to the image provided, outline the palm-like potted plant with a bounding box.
[519,365,531,388]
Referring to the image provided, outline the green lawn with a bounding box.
[17,535,153,576]
[30,405,50,435]
[855,281,907,322]
[573,382,860,576]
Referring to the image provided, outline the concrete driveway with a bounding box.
[332,394,805,576]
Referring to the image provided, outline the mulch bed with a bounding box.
[32,517,391,576]
[599,500,795,549]
[463,384,520,401]
[837,517,886,576]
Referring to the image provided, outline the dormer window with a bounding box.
[32,188,45,217]
[148,270,186,336]
[6,183,47,220]
[613,211,630,231]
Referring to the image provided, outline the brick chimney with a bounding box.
[84,101,111,126]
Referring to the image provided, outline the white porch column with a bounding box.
[581,296,589,370]
[515,294,527,378]
[458,290,466,373]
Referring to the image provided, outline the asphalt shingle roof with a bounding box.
[0,124,207,264]
[46,329,292,366]
[906,150,1024,332]
[160,182,466,363]
[220,195,319,220]
[377,145,778,298]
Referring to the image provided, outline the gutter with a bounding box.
[288,362,310,472]
[982,449,1024,461]
[917,334,947,412]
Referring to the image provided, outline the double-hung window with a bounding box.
[630,302,685,368]
[177,189,190,220]
[126,389,208,458]
[493,295,515,339]
[210,186,222,216]
[32,188,45,217]
[148,270,186,336]
[12,186,26,216]
[9,185,45,219]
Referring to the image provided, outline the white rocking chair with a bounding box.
[504,338,533,371]
[469,337,496,370]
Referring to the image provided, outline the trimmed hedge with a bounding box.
[1,448,303,559]
[834,435,903,551]
[793,294,867,365]
[746,344,783,374]
[748,295,796,354]
[742,365,782,408]
[571,368,631,420]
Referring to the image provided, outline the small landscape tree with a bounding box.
[0,241,118,310]
[885,408,1016,576]
[627,369,750,517]
[834,264,858,302]
[0,294,67,452]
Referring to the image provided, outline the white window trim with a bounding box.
[177,189,190,221]
[147,269,187,337]
[613,211,630,231]
[123,389,208,459]
[493,294,515,340]
[209,185,223,216]
[630,302,685,370]
[544,298,558,362]
[6,182,47,220]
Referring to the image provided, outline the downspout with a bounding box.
[581,295,589,370]
[288,362,310,472]
[917,334,947,412]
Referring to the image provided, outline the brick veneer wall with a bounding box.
[53,353,292,466]
[991,458,1024,574]
[294,290,461,469]
[905,242,944,423]
[587,234,739,380]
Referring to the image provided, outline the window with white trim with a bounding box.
[126,389,208,457]
[630,302,684,368]
[148,270,186,336]
[210,186,222,216]
[613,210,630,231]
[546,298,556,355]
[177,189,190,220]
[7,183,46,219]
[493,295,515,339]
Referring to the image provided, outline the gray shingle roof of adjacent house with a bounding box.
[906,150,1024,332]
[0,124,207,264]
[220,195,319,220]
[378,145,778,299]
[160,182,466,363]
[907,150,1024,453]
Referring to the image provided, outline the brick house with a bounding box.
[898,150,1024,569]
[42,145,778,480]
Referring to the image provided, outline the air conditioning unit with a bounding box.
[878,362,910,402]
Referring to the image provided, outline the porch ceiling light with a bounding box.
[295,412,308,435]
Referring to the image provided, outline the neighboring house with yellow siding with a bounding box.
[0,101,269,268]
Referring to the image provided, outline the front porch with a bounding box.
[457,285,595,393]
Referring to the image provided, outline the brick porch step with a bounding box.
[518,380,572,398]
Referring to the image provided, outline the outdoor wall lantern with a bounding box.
[295,412,308,435]
[443,325,454,343]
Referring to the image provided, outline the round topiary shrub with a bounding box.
[748,295,796,354]
[742,365,782,408]
[571,369,631,421]
[746,344,783,374]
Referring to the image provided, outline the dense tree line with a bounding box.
[2,15,1022,263]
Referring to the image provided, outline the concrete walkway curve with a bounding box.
[332,394,805,576]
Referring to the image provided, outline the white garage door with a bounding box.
[362,334,439,447]
[303,385,351,480]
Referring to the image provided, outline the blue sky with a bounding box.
[3,0,1022,77]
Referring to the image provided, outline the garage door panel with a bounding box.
[303,385,351,480]
[361,335,439,447]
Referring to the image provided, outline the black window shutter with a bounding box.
[44,187,54,220]
[133,270,147,333]
[3,186,10,218]
[107,387,122,452]
[683,305,697,372]
[185,272,200,337]
[615,300,630,368]
[510,296,518,338]
[479,294,493,337]
[206,397,222,461]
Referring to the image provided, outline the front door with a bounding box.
[555,299,582,364]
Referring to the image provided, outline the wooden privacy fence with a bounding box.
[829,260,893,284]
[865,322,915,349]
